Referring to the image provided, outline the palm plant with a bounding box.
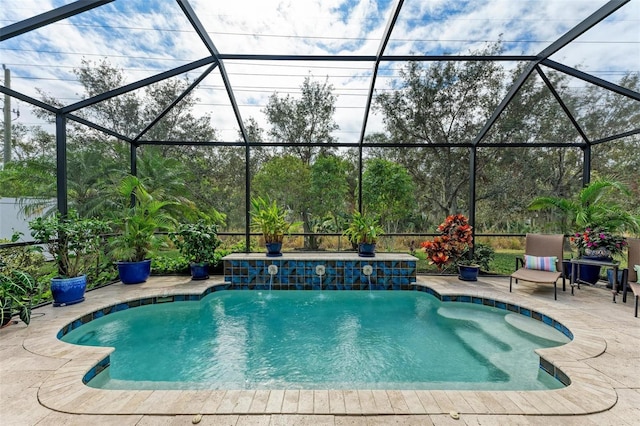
[528,178,639,235]
[109,175,178,262]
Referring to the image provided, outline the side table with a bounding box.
[569,258,621,302]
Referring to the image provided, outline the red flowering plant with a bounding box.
[421,214,474,272]
[571,227,627,258]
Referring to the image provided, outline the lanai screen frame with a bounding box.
[1,0,639,252]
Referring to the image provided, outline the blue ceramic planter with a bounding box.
[266,242,283,257]
[580,255,611,285]
[190,262,209,280]
[358,243,376,257]
[458,265,480,281]
[117,260,152,284]
[51,275,87,307]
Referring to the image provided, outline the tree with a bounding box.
[252,155,310,226]
[16,59,220,220]
[373,43,506,223]
[263,76,339,165]
[361,159,415,233]
[252,154,352,249]
[307,155,351,247]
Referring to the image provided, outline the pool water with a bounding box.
[61,291,570,390]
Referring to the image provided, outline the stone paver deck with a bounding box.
[1,274,639,425]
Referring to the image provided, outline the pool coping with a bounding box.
[26,278,616,416]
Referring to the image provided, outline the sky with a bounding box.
[1,0,639,143]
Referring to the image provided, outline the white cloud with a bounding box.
[1,0,637,142]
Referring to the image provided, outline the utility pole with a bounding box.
[3,65,10,164]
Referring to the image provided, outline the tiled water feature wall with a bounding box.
[223,253,418,290]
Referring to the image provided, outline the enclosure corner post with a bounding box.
[55,113,68,215]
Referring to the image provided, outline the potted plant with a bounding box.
[571,227,627,285]
[170,220,222,280]
[421,214,488,280]
[250,196,300,257]
[0,265,41,327]
[109,175,177,284]
[29,210,109,306]
[342,211,384,257]
[528,178,638,284]
[456,244,495,281]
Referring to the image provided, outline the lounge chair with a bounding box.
[510,234,565,300]
[621,238,640,317]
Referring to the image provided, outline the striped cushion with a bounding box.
[524,255,557,272]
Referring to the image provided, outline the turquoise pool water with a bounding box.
[61,291,570,390]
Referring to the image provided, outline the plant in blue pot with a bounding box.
[170,219,222,280]
[250,197,301,257]
[528,178,639,285]
[109,175,178,284]
[343,211,384,257]
[421,214,493,280]
[572,227,627,285]
[30,210,109,306]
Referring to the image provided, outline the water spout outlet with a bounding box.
[268,264,278,275]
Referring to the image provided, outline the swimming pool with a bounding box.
[60,290,571,391]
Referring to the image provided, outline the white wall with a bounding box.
[0,198,44,241]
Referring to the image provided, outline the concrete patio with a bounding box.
[1,274,639,425]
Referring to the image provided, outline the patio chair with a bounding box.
[510,234,565,300]
[621,238,640,317]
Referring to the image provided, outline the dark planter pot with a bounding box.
[606,269,623,290]
[358,242,376,258]
[458,265,480,281]
[266,242,283,257]
[190,262,209,280]
[579,255,611,285]
[51,275,87,307]
[562,260,572,279]
[117,260,152,284]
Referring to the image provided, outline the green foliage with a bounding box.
[309,155,350,221]
[151,253,190,275]
[0,233,46,278]
[458,243,496,271]
[0,266,42,326]
[227,238,259,253]
[249,197,300,244]
[29,210,110,278]
[252,155,310,213]
[170,220,222,265]
[528,178,639,234]
[491,251,521,275]
[343,211,384,245]
[373,43,505,221]
[109,175,178,262]
[264,76,338,165]
[362,158,415,231]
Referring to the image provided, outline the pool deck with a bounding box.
[1,274,639,425]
